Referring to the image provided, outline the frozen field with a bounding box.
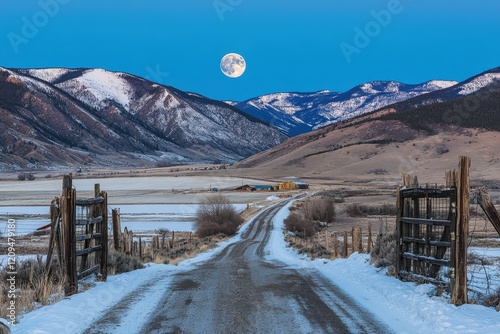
[0,204,247,236]
[0,176,278,205]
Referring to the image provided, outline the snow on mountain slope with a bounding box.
[25,68,70,83]
[234,80,458,136]
[0,67,287,170]
[57,69,134,110]
[458,72,500,95]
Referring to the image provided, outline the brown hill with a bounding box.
[234,89,500,184]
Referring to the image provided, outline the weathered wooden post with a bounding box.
[352,226,361,253]
[343,231,348,258]
[378,217,383,254]
[367,223,372,253]
[99,190,108,281]
[451,156,470,306]
[325,228,329,250]
[333,232,338,258]
[61,174,77,295]
[358,227,363,252]
[139,237,143,260]
[395,179,403,278]
[123,227,129,254]
[112,209,121,251]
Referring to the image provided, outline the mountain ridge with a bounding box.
[0,67,287,170]
[232,79,458,136]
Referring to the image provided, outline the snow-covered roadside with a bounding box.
[265,201,500,334]
[9,201,263,334]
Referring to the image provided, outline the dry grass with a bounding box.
[107,249,145,275]
[0,256,64,322]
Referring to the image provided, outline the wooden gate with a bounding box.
[396,156,470,306]
[46,174,108,296]
[397,187,457,283]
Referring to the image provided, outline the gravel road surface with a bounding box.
[85,199,392,334]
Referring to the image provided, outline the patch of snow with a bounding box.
[26,68,69,83]
[422,80,459,90]
[458,73,500,95]
[56,69,133,110]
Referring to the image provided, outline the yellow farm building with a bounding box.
[278,181,309,191]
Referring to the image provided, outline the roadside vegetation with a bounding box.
[195,194,244,238]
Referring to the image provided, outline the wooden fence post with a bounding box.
[325,227,329,250]
[352,226,361,253]
[333,232,338,258]
[477,189,500,236]
[378,217,383,253]
[367,223,372,253]
[123,227,129,254]
[358,227,363,253]
[396,183,403,277]
[98,191,108,281]
[61,174,77,296]
[139,237,143,260]
[452,156,470,305]
[343,231,348,258]
[112,209,121,251]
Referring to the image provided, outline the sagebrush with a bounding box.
[284,212,314,238]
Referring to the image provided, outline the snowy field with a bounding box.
[0,204,247,236]
[10,201,500,334]
[0,175,277,206]
[0,176,266,192]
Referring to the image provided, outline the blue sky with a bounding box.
[1,0,499,101]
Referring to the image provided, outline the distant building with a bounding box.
[234,184,278,191]
[253,185,274,191]
[234,184,255,191]
[278,181,309,190]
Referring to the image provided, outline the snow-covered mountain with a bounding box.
[0,67,287,170]
[235,66,500,137]
[233,80,458,136]
[385,67,500,113]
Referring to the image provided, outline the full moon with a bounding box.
[220,53,246,78]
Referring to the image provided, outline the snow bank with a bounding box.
[265,202,500,334]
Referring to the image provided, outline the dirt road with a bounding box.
[85,200,391,334]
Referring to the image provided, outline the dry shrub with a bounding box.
[107,249,144,275]
[483,288,500,310]
[195,194,244,238]
[346,203,397,217]
[302,196,335,223]
[0,256,64,320]
[370,230,398,275]
[284,213,314,238]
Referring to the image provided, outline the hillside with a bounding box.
[232,80,457,136]
[234,88,500,183]
[0,67,287,170]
